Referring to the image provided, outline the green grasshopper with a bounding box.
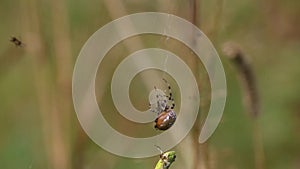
[154,146,176,169]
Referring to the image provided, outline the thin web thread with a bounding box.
[155,1,173,147]
[161,12,172,79]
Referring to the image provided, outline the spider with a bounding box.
[149,78,176,130]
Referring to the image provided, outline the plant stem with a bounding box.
[189,1,212,169]
[223,42,265,169]
[51,0,73,168]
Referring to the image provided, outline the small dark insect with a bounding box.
[10,36,24,47]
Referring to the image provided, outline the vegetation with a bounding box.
[0,0,299,169]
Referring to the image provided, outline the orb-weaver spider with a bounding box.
[149,78,176,130]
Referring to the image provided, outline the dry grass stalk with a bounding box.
[51,0,73,168]
[222,41,265,169]
[222,42,260,118]
[188,1,212,169]
[20,0,53,168]
[20,0,72,168]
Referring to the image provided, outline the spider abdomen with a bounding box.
[154,109,176,130]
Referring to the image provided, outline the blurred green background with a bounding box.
[0,0,300,169]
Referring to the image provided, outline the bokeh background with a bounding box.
[1,0,300,169]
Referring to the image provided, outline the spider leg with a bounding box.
[163,78,175,109]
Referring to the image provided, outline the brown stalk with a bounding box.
[51,0,73,168]
[208,0,224,40]
[20,0,53,168]
[188,1,212,169]
[21,0,72,168]
[222,42,260,118]
[222,41,265,169]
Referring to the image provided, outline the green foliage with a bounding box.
[0,0,300,169]
[155,151,176,169]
